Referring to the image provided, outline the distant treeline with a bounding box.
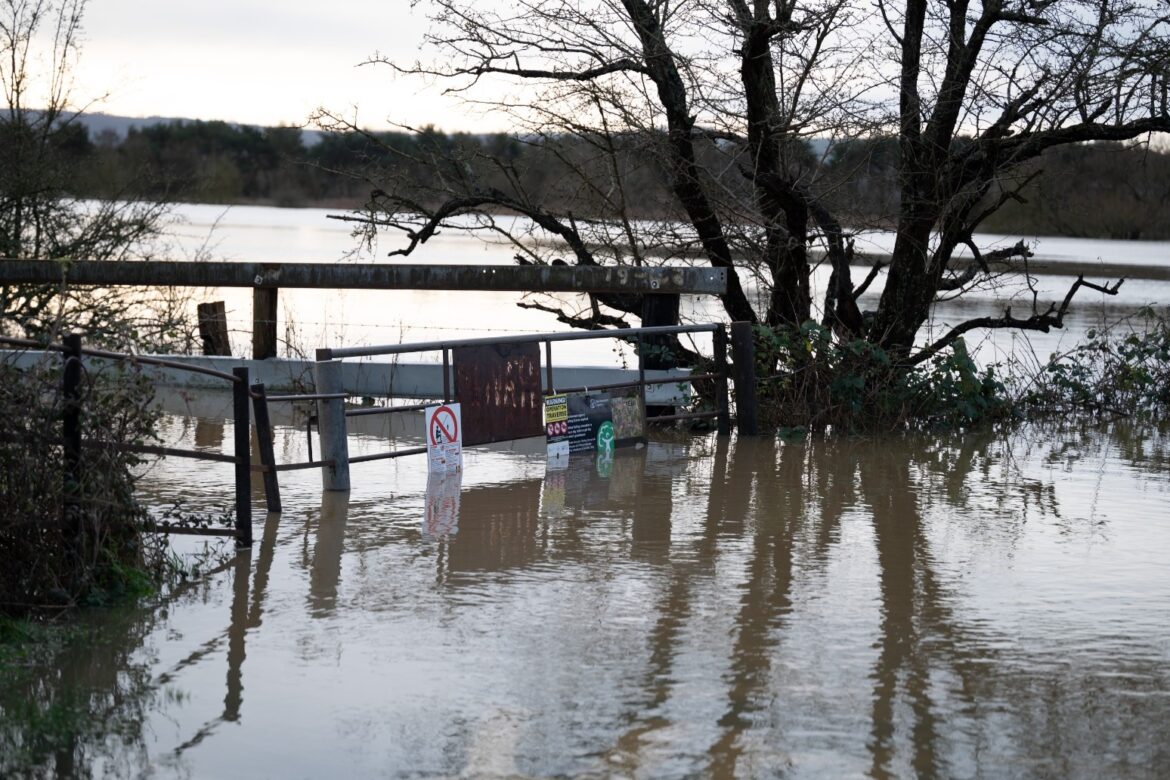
[57,119,1170,240]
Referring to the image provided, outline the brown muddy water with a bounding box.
[2,400,1169,778]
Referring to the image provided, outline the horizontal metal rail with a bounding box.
[647,410,722,424]
[91,440,237,463]
[0,259,728,295]
[318,323,720,361]
[0,336,241,383]
[80,347,242,383]
[345,403,430,417]
[349,447,428,464]
[4,435,239,466]
[246,459,336,474]
[261,392,347,403]
[143,524,238,537]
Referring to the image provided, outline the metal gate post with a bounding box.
[232,367,254,547]
[250,383,282,513]
[62,334,83,541]
[730,322,760,436]
[313,360,350,491]
[713,326,731,435]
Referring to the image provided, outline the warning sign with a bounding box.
[544,392,614,456]
[426,403,463,473]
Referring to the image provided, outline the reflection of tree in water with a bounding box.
[0,536,251,779]
[586,425,1154,776]
[0,607,159,777]
[707,437,802,775]
[5,424,1166,775]
[1037,419,1170,476]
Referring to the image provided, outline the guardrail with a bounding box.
[0,258,729,359]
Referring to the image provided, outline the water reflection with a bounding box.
[445,478,545,575]
[309,492,349,617]
[423,472,461,539]
[3,423,1168,777]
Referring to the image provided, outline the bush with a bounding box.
[1025,307,1170,418]
[752,321,1012,434]
[0,351,160,612]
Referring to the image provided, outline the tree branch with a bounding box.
[909,275,1124,366]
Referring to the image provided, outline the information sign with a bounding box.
[544,392,614,456]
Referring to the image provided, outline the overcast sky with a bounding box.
[75,0,488,130]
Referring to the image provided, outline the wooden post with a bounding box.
[641,293,681,418]
[232,367,253,547]
[196,301,232,356]
[713,326,731,436]
[250,383,282,514]
[252,287,278,360]
[730,321,760,436]
[62,333,83,531]
[313,360,350,491]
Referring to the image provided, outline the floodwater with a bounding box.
[164,203,1170,366]
[3,398,1168,778]
[2,207,1167,776]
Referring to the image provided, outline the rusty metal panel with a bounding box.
[453,342,543,445]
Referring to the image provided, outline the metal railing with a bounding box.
[0,334,255,546]
[309,323,732,489]
[1,319,763,517]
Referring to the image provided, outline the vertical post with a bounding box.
[730,321,760,436]
[250,383,282,514]
[636,335,648,444]
[197,301,232,356]
[441,347,451,402]
[544,340,554,393]
[232,367,253,547]
[641,294,680,417]
[252,287,278,360]
[62,334,82,532]
[713,326,731,436]
[314,360,350,491]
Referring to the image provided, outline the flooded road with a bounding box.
[3,408,1168,778]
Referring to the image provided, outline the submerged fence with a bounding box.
[307,322,759,491]
[0,318,764,534]
[0,334,256,547]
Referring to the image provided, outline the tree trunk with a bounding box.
[870,215,936,357]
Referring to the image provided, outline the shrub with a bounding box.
[1025,307,1170,418]
[751,322,1012,434]
[0,351,160,612]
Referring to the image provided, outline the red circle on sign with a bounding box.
[429,405,459,445]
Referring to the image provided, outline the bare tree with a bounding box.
[320,0,1170,364]
[0,0,188,350]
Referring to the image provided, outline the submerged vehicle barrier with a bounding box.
[308,322,762,491]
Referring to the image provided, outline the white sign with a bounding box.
[547,439,570,464]
[425,403,463,473]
